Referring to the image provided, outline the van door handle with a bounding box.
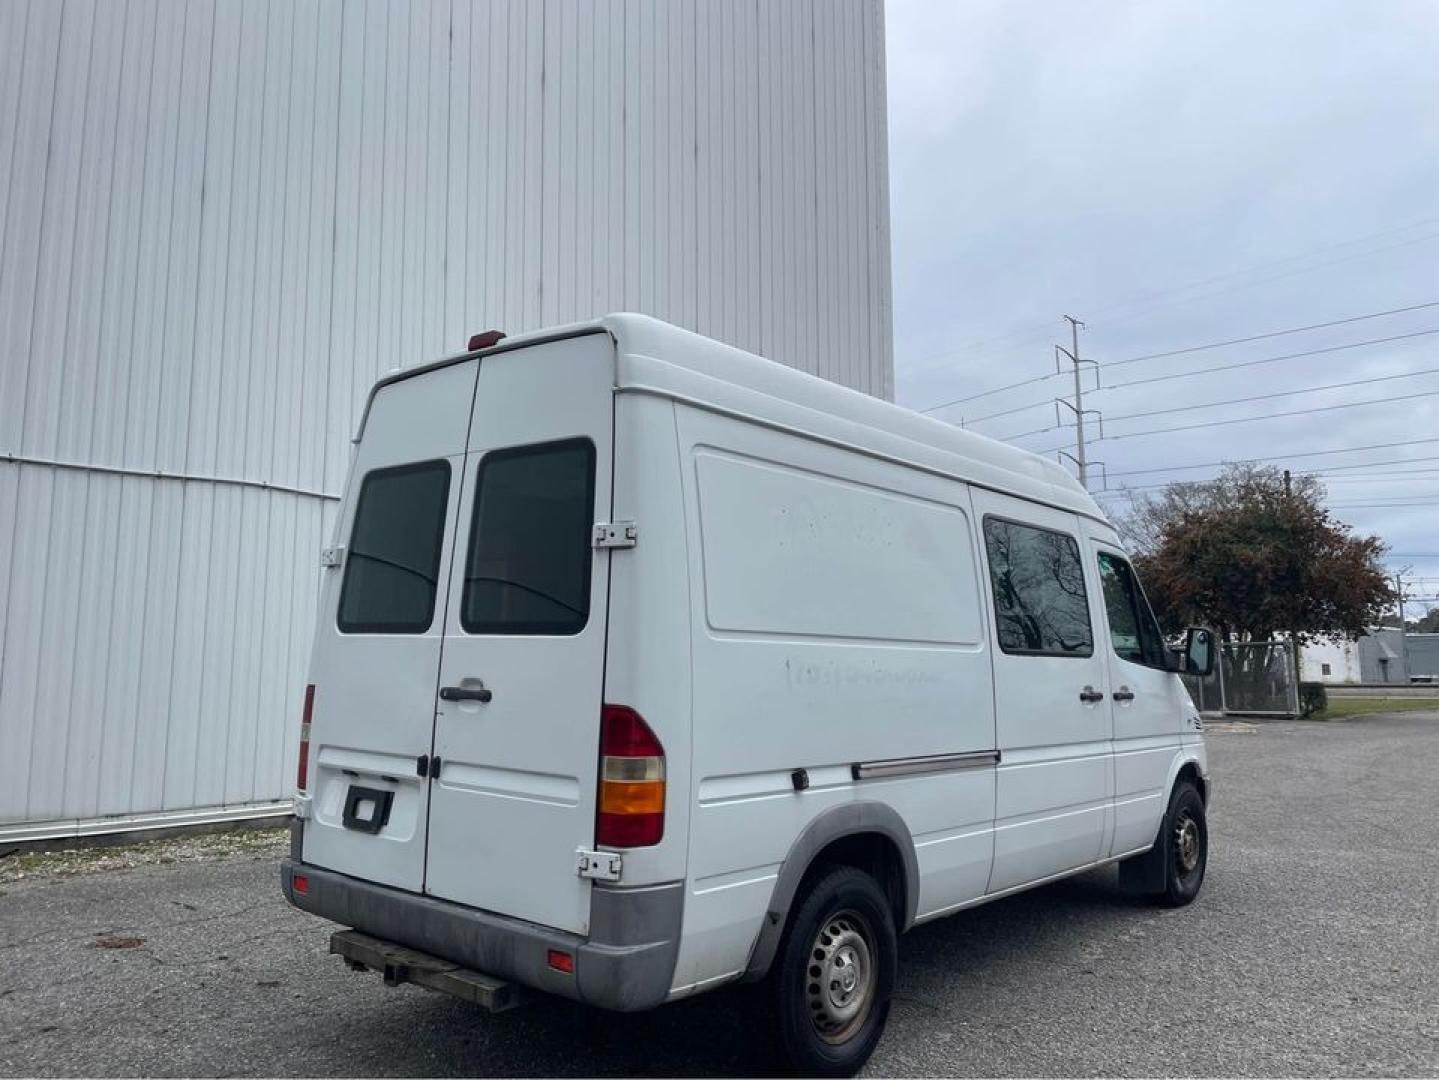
[1112,687,1135,702]
[1078,686,1104,704]
[439,683,492,704]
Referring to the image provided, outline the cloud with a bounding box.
[887,0,1439,592]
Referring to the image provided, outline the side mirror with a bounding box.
[1184,627,1215,677]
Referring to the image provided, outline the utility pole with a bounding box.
[1392,569,1404,638]
[1388,568,1413,682]
[1283,469,1292,497]
[1054,316,1101,489]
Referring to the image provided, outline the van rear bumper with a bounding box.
[280,859,682,1011]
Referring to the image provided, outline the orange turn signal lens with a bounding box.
[599,779,666,815]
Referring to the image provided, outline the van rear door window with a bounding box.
[337,460,452,633]
[982,517,1094,656]
[461,438,596,635]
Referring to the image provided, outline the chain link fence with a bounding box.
[1181,640,1299,717]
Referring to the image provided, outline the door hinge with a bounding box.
[320,545,346,568]
[576,848,622,881]
[592,521,637,549]
[416,754,441,780]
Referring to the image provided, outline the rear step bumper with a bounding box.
[281,859,682,1011]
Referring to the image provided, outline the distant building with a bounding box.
[1407,634,1439,682]
[1358,629,1409,684]
[1300,627,1439,684]
[1300,638,1362,684]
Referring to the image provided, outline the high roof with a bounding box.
[601,314,1107,524]
[369,313,1108,525]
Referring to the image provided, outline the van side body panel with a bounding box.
[665,403,997,997]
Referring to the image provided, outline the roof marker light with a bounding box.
[467,330,507,351]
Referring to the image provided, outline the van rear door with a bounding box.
[424,332,615,935]
[301,359,478,892]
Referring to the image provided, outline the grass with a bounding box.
[1311,696,1439,720]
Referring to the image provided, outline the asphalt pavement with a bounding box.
[2,711,1436,1077]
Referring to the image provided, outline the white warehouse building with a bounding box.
[0,0,893,842]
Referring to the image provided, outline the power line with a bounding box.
[964,397,1058,425]
[964,343,1439,428]
[1079,218,1439,323]
[1103,366,1439,422]
[1328,500,1439,508]
[1085,229,1439,327]
[1101,461,1439,494]
[920,371,1059,414]
[1093,437,1439,479]
[906,217,1439,392]
[1103,328,1439,391]
[1107,300,1439,368]
[1071,387,1439,446]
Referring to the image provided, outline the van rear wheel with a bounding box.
[772,866,896,1076]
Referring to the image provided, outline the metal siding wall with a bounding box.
[0,0,892,837]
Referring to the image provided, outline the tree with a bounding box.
[1114,464,1394,643]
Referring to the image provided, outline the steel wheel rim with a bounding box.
[803,909,876,1043]
[1174,812,1201,876]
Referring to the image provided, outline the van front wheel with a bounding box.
[772,866,896,1076]
[1162,781,1208,906]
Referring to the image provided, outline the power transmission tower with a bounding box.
[1054,315,1101,488]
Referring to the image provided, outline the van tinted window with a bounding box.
[1097,551,1168,668]
[982,518,1093,656]
[461,438,596,635]
[337,460,451,633]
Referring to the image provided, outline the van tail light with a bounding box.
[297,684,315,792]
[596,705,665,847]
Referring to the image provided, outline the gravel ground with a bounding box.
[1,712,1436,1077]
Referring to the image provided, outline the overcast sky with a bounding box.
[885,0,1439,615]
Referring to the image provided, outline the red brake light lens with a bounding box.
[596,705,665,848]
[297,684,315,792]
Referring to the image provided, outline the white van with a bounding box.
[281,315,1214,1075]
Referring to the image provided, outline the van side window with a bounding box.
[461,438,596,635]
[982,518,1093,656]
[1097,551,1168,668]
[337,460,452,633]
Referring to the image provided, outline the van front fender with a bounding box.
[741,801,919,982]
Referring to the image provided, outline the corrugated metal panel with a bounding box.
[0,0,892,837]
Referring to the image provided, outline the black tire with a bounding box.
[1158,780,1207,906]
[770,865,897,1077]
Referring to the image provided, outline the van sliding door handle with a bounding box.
[1078,686,1104,704]
[1112,687,1135,702]
[440,684,492,704]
